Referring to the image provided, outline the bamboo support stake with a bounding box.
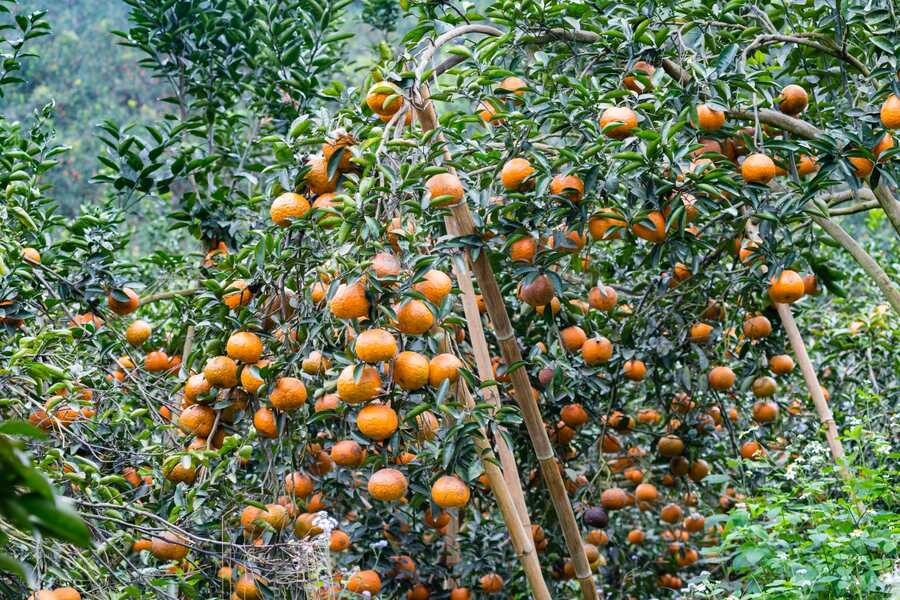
[414,88,599,599]
[437,332,552,599]
[774,303,850,479]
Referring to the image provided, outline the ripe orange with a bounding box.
[742,153,777,184]
[367,467,408,501]
[549,174,585,202]
[329,529,351,552]
[693,104,726,131]
[743,315,772,339]
[223,279,252,309]
[599,105,638,139]
[500,158,535,191]
[126,319,152,346]
[752,400,779,423]
[331,440,365,467]
[270,377,307,411]
[658,435,685,457]
[627,529,646,544]
[329,282,369,320]
[283,471,314,499]
[510,235,538,263]
[253,407,278,438]
[322,132,354,172]
[479,573,503,593]
[396,299,435,335]
[623,60,655,93]
[145,350,171,372]
[347,569,382,595]
[372,252,402,279]
[881,94,900,129]
[589,208,625,240]
[356,403,398,440]
[301,351,330,374]
[521,274,554,307]
[769,354,795,374]
[600,487,628,510]
[305,155,339,195]
[425,173,464,207]
[768,269,805,303]
[631,211,666,243]
[239,360,269,394]
[581,337,613,365]
[413,269,453,305]
[337,364,382,404]
[560,403,589,428]
[499,76,527,95]
[560,325,587,352]
[204,356,238,388]
[431,475,471,508]
[226,331,264,363]
[751,376,777,398]
[689,322,713,344]
[660,503,684,524]
[108,287,140,315]
[623,359,647,381]
[873,133,895,161]
[588,285,617,311]
[778,84,808,115]
[635,483,658,502]
[740,440,765,459]
[150,531,189,561]
[393,351,430,391]
[428,353,463,387]
[366,81,403,116]
[708,366,735,390]
[235,574,261,599]
[355,328,398,363]
[797,154,818,175]
[848,155,873,178]
[269,192,310,226]
[178,404,215,438]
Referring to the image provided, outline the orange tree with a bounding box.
[3,0,900,599]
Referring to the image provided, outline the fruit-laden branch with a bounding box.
[139,288,201,304]
[774,303,851,479]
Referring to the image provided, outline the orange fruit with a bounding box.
[509,235,538,263]
[108,287,140,315]
[560,325,587,352]
[751,376,777,398]
[235,574,261,600]
[881,94,900,129]
[270,377,307,411]
[752,400,779,423]
[428,353,463,387]
[635,483,658,502]
[413,269,453,305]
[848,155,873,178]
[600,487,628,510]
[873,133,895,161]
[769,354,795,375]
[797,154,818,175]
[589,208,625,240]
[500,157,535,191]
[581,337,613,365]
[479,573,503,593]
[708,366,735,391]
[337,365,382,404]
[588,285,617,311]
[689,323,713,344]
[693,104,726,131]
[740,440,765,459]
[599,105,638,139]
[393,351,430,391]
[204,356,238,388]
[329,529,351,552]
[431,475,471,508]
[150,531,189,561]
[322,132,354,172]
[366,81,403,115]
[284,471,314,498]
[396,299,435,335]
[270,192,310,226]
[145,350,171,372]
[301,351,330,375]
[623,60,655,93]
[742,153,776,184]
[223,279,252,309]
[355,328,398,363]
[778,84,808,115]
[743,315,772,339]
[125,319,152,346]
[623,359,647,381]
[226,331,264,363]
[499,76,527,95]
[549,174,585,202]
[305,155,339,195]
[253,407,278,438]
[627,529,645,544]
[331,440,365,467]
[178,404,215,437]
[425,173,464,207]
[560,403,589,428]
[347,569,382,595]
[660,503,684,524]
[356,403,398,440]
[367,467,408,501]
[240,360,269,394]
[657,434,685,457]
[372,252,402,279]
[329,282,369,320]
[631,211,666,243]
[768,269,805,303]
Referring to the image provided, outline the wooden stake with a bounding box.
[414,89,599,599]
[774,303,850,479]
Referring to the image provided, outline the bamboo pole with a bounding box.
[413,87,599,599]
[437,330,552,599]
[774,303,850,479]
